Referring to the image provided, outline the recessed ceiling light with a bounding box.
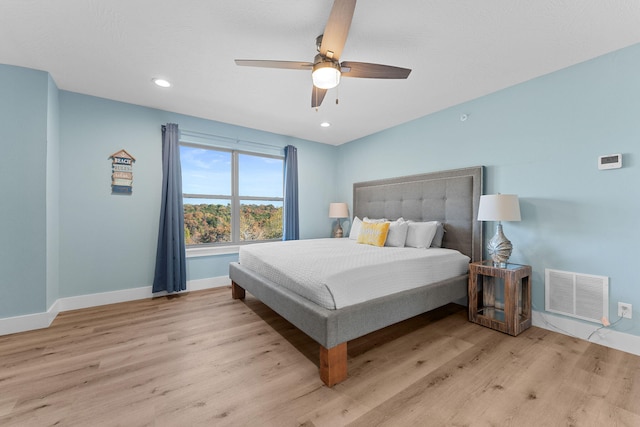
[152,78,171,88]
[320,122,331,128]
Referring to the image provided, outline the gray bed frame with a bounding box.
[229,166,483,386]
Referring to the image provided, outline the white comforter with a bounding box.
[238,238,470,310]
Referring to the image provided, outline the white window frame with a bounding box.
[181,142,284,255]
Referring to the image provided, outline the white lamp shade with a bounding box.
[477,194,521,222]
[312,62,341,89]
[329,202,349,218]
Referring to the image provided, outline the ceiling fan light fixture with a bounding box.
[312,61,341,89]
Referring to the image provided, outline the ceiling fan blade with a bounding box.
[311,86,328,108]
[319,0,357,61]
[235,59,313,70]
[340,61,411,79]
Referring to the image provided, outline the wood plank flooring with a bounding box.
[1,287,639,426]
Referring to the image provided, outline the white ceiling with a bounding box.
[1,1,639,145]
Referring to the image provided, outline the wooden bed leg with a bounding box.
[231,281,245,300]
[319,343,347,387]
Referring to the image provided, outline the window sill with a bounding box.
[185,240,281,258]
[186,245,240,258]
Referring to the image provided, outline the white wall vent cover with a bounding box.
[545,269,609,323]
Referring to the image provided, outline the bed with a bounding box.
[229,166,483,386]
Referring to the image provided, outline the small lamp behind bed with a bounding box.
[329,202,349,238]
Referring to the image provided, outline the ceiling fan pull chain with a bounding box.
[336,85,339,105]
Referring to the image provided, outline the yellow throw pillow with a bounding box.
[357,221,390,247]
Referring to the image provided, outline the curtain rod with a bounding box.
[178,128,284,151]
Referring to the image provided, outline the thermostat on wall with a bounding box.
[598,153,622,170]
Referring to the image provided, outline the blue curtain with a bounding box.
[283,145,299,240]
[153,123,186,293]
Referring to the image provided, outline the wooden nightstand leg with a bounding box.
[504,277,516,336]
[522,276,531,321]
[468,272,479,322]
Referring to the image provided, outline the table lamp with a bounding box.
[477,194,521,267]
[329,202,349,238]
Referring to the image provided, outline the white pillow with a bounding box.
[384,219,409,247]
[349,217,362,240]
[405,221,438,249]
[431,221,445,247]
[363,217,388,223]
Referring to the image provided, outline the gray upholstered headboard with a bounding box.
[353,166,483,262]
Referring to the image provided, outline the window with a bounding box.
[180,143,284,246]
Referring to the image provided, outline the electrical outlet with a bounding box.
[618,302,632,319]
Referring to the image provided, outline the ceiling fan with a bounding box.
[235,0,411,108]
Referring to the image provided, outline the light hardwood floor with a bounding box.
[1,287,639,426]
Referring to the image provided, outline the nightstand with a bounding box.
[468,260,532,336]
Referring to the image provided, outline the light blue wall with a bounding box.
[0,65,49,317]
[338,43,640,337]
[58,91,337,296]
[58,92,163,297]
[46,74,60,308]
[188,254,240,281]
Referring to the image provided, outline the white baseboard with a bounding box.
[0,276,230,336]
[532,310,640,356]
[0,300,61,337]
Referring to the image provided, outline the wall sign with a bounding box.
[109,149,136,194]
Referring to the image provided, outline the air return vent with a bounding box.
[545,269,609,323]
